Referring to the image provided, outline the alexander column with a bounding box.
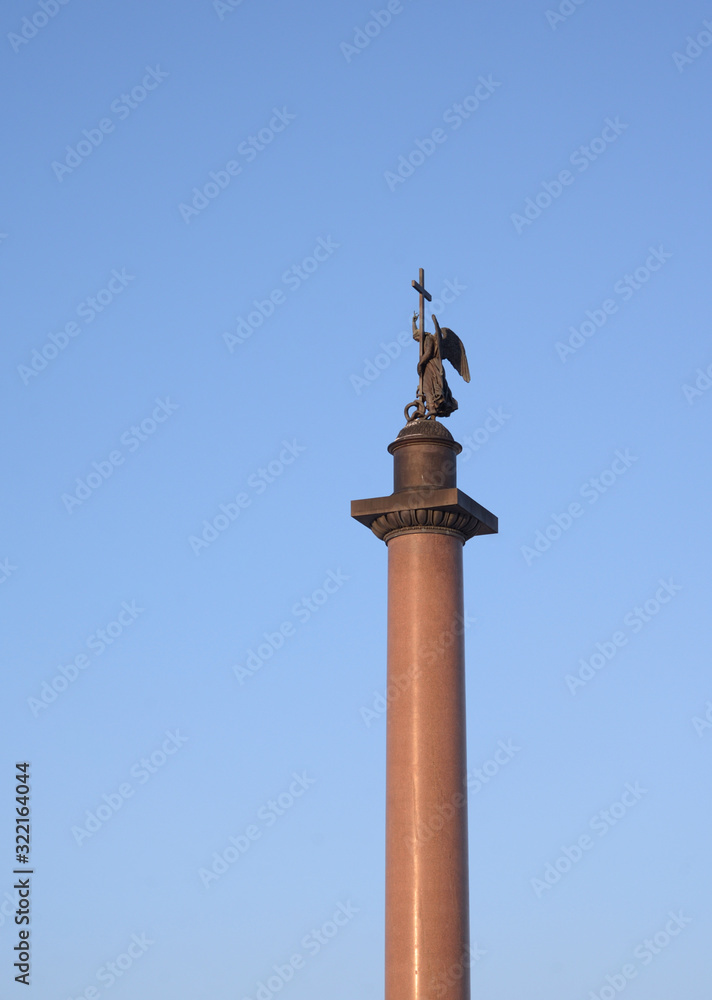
[352,270,497,1000]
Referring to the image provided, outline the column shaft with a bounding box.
[385,530,470,1000]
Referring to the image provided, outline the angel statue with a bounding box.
[405,310,471,422]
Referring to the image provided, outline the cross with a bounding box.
[411,268,432,411]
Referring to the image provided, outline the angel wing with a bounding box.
[439,326,471,383]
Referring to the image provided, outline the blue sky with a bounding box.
[2,0,711,997]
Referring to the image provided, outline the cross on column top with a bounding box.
[411,267,432,331]
[410,268,433,417]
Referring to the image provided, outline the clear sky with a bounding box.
[2,0,711,997]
